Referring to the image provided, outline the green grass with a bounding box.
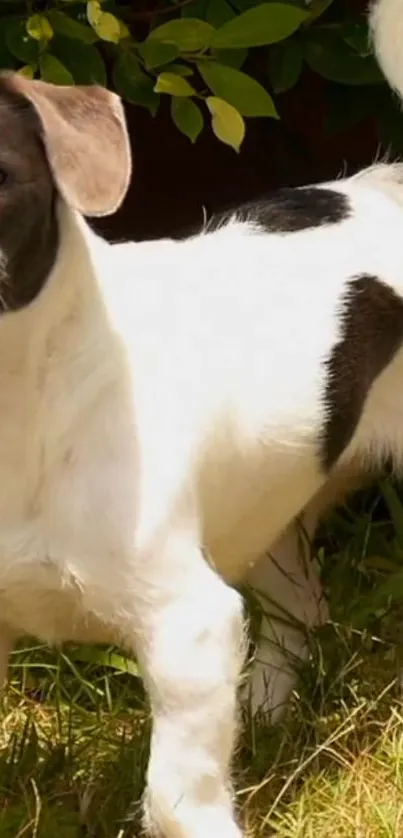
[3,478,403,837]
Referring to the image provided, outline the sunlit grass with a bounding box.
[3,478,403,836]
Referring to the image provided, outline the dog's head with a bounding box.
[0,73,131,310]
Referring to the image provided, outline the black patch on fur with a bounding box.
[227,187,351,233]
[0,85,59,311]
[1,183,59,311]
[173,187,351,240]
[321,275,403,471]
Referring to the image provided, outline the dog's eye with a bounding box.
[0,170,9,187]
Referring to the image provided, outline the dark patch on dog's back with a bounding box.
[174,187,351,240]
[321,275,403,470]
[225,187,350,233]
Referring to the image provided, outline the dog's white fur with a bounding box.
[0,2,401,835]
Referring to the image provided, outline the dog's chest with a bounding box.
[0,373,139,644]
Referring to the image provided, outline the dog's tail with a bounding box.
[371,0,403,97]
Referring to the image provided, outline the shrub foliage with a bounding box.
[0,0,401,151]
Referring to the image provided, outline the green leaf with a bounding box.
[87,1,121,43]
[47,10,98,44]
[148,18,215,52]
[199,61,278,117]
[87,0,101,27]
[138,40,179,69]
[39,53,74,85]
[155,71,195,96]
[212,48,248,69]
[268,37,302,93]
[6,18,39,64]
[17,64,35,79]
[118,19,131,40]
[26,14,53,43]
[166,63,194,77]
[342,18,371,57]
[304,28,383,85]
[206,0,234,27]
[206,95,245,151]
[97,12,122,43]
[171,96,203,142]
[113,52,159,115]
[211,3,308,49]
[51,34,106,85]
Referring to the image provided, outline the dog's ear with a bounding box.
[0,74,131,217]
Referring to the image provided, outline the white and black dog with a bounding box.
[0,1,400,836]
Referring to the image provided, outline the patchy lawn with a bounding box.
[2,479,403,837]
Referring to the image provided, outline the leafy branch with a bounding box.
[0,0,390,150]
